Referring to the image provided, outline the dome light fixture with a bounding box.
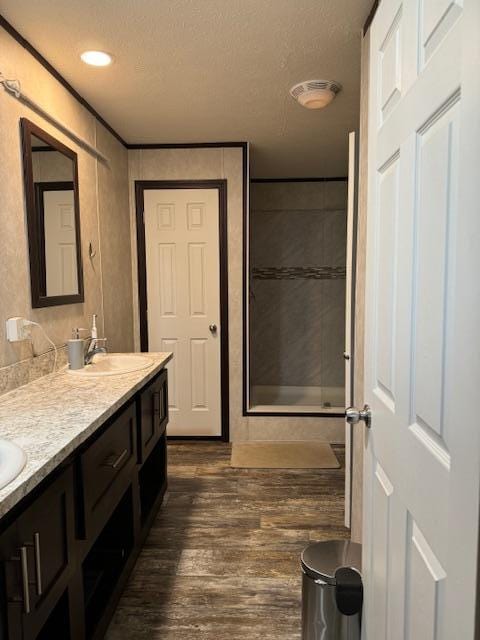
[80,50,113,67]
[289,79,342,110]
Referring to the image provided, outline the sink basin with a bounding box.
[68,353,154,377]
[0,439,27,490]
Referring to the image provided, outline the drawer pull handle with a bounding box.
[12,546,30,614]
[102,449,128,469]
[153,391,161,416]
[20,546,30,614]
[25,533,43,596]
[33,533,42,596]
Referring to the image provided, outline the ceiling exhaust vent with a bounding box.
[289,79,342,110]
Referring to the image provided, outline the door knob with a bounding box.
[345,404,372,429]
[209,324,218,333]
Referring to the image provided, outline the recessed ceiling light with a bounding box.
[80,50,113,67]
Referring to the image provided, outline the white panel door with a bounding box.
[43,189,77,296]
[144,189,222,437]
[364,1,480,638]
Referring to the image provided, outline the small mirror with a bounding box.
[21,118,84,307]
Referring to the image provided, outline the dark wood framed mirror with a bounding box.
[21,118,84,307]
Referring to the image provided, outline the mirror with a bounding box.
[21,118,84,307]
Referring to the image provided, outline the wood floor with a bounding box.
[106,442,349,640]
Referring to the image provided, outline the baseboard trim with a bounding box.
[167,435,226,442]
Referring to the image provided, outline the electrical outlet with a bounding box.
[6,317,29,342]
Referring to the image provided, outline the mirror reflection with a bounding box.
[21,119,84,307]
[32,135,78,296]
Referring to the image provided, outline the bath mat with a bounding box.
[231,441,340,469]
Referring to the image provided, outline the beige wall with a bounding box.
[96,125,134,353]
[350,29,370,544]
[128,148,344,443]
[0,26,133,377]
[32,150,73,181]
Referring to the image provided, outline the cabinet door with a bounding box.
[138,369,168,464]
[0,466,75,640]
[18,466,75,638]
[0,520,23,640]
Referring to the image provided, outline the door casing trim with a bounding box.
[135,179,229,442]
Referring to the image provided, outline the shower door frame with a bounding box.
[243,177,350,418]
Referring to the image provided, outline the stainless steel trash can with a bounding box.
[301,540,362,640]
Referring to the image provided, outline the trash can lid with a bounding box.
[301,540,362,585]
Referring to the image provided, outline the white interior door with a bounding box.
[364,1,480,638]
[144,188,222,437]
[43,189,77,296]
[345,131,357,529]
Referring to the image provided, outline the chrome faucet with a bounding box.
[84,337,107,365]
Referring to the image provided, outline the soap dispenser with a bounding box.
[68,329,84,370]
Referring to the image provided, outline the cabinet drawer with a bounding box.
[138,369,168,463]
[81,402,137,538]
[0,466,75,640]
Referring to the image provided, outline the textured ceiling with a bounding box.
[1,0,371,177]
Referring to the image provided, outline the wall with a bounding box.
[0,26,133,394]
[128,149,344,443]
[250,181,347,396]
[32,150,73,181]
[96,125,134,354]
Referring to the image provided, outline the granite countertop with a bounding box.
[0,352,172,519]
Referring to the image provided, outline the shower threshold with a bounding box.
[250,385,345,414]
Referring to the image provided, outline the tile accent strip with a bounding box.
[252,266,346,280]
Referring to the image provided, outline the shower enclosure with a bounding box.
[246,179,348,415]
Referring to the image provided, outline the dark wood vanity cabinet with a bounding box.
[0,368,168,640]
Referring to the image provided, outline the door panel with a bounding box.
[421,0,463,64]
[43,189,78,296]
[188,243,207,316]
[157,243,176,317]
[405,518,446,639]
[144,188,222,436]
[375,154,398,404]
[413,101,458,448]
[364,0,480,638]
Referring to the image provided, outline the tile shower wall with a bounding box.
[0,25,133,394]
[250,181,347,390]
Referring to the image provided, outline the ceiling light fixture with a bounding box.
[289,80,341,110]
[80,50,113,67]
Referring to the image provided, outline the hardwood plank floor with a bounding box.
[106,442,348,640]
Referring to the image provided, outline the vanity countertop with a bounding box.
[0,352,172,519]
